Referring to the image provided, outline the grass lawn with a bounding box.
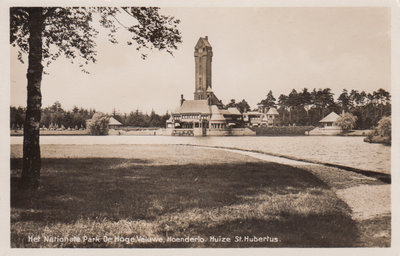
[10,144,384,248]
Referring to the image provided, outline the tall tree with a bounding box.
[299,88,312,125]
[337,89,351,112]
[225,99,250,113]
[286,89,301,124]
[226,99,236,108]
[278,94,289,125]
[321,88,335,108]
[258,90,276,112]
[374,88,391,117]
[349,89,360,107]
[299,88,312,106]
[11,7,182,189]
[359,91,367,106]
[236,99,251,113]
[287,89,299,108]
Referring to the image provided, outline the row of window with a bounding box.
[180,122,225,129]
[181,122,209,129]
[174,115,209,120]
[248,115,276,121]
[211,123,226,129]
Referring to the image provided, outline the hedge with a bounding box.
[255,126,315,136]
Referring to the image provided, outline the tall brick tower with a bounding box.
[194,36,213,100]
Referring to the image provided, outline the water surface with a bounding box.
[10,135,390,174]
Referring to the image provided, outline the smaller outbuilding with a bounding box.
[319,111,340,128]
[109,117,123,129]
[309,111,342,135]
[265,107,279,126]
[243,107,279,127]
[243,111,263,127]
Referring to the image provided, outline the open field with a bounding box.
[10,129,89,136]
[10,144,390,247]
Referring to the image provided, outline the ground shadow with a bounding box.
[11,157,359,247]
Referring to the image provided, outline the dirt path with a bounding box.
[198,146,391,223]
[207,145,391,246]
[336,184,391,221]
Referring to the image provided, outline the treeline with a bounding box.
[227,88,391,129]
[10,88,391,130]
[10,102,96,130]
[10,101,171,130]
[111,109,171,128]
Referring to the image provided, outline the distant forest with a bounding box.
[228,88,391,129]
[10,101,171,130]
[10,88,390,130]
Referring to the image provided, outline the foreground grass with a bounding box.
[11,145,361,248]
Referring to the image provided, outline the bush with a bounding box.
[376,116,391,138]
[255,126,315,136]
[364,116,391,145]
[334,113,357,131]
[86,113,110,135]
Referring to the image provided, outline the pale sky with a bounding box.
[10,7,391,114]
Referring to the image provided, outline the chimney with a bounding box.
[205,36,208,40]
[180,94,185,106]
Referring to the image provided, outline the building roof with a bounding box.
[173,100,211,114]
[109,117,122,126]
[227,107,242,115]
[319,111,340,123]
[219,109,229,115]
[207,92,223,107]
[266,107,279,115]
[195,36,212,49]
[210,105,226,121]
[244,111,263,116]
[213,107,241,116]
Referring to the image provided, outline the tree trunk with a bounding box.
[20,8,44,189]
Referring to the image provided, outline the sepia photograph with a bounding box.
[5,2,398,253]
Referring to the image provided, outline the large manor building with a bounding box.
[166,36,279,136]
[166,36,249,136]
